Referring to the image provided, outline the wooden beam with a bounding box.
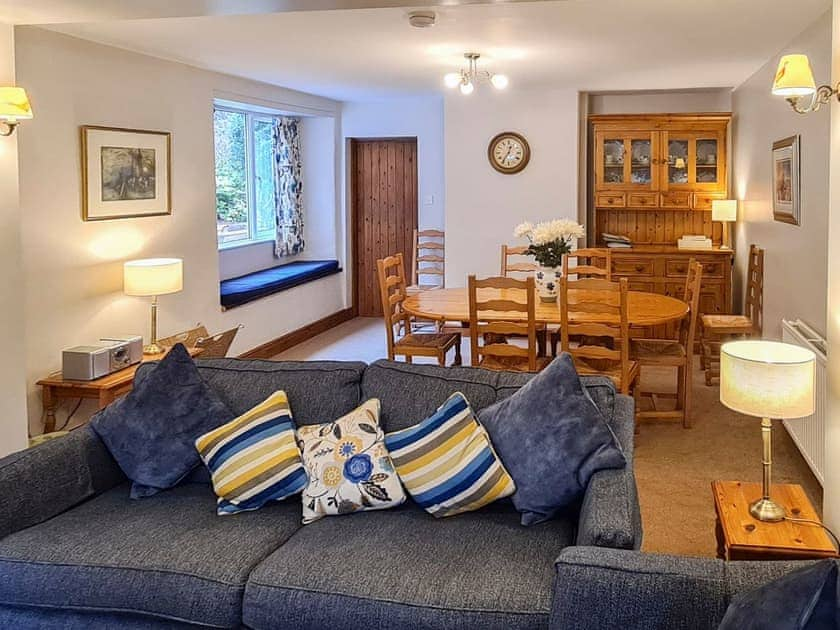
[239,308,355,359]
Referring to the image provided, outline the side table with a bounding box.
[712,480,836,561]
[36,347,202,433]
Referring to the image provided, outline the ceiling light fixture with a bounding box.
[443,53,508,95]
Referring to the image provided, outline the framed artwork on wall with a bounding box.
[772,134,800,226]
[80,125,172,221]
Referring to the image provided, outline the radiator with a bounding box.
[781,319,827,485]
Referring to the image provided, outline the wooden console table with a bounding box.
[712,480,836,561]
[36,347,202,433]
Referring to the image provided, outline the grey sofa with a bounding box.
[552,546,817,630]
[0,358,641,629]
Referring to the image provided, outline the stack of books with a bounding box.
[677,235,713,250]
[602,233,632,249]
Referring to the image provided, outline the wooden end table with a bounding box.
[712,480,837,561]
[36,347,202,433]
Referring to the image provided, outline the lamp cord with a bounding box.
[783,515,840,554]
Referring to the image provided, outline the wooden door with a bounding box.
[351,138,418,317]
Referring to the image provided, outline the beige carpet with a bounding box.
[275,317,823,558]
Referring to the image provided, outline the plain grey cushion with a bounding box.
[243,501,572,630]
[0,482,301,628]
[136,358,366,426]
[361,360,501,432]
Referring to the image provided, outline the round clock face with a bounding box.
[488,132,530,174]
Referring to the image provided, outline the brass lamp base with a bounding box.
[749,497,786,522]
[143,342,164,356]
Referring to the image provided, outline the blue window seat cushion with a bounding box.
[220,260,341,309]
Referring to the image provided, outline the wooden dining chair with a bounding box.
[376,253,461,367]
[500,244,539,277]
[632,260,703,428]
[468,275,550,373]
[559,276,639,394]
[407,229,446,295]
[700,244,764,385]
[563,248,612,281]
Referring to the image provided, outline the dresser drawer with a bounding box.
[660,191,691,208]
[596,192,626,208]
[692,192,726,211]
[663,258,724,280]
[613,257,655,277]
[628,192,658,208]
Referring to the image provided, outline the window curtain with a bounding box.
[272,117,304,257]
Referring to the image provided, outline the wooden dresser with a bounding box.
[589,113,734,329]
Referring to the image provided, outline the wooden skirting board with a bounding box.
[239,308,356,359]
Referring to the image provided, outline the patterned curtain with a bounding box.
[273,117,304,257]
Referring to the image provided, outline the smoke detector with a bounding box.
[408,11,436,28]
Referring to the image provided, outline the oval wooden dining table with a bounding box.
[403,287,689,327]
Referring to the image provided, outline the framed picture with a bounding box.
[772,135,800,226]
[81,125,171,221]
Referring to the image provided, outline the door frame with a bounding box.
[349,136,419,317]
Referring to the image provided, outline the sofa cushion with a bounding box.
[0,483,301,628]
[361,360,501,432]
[136,359,366,426]
[479,355,626,526]
[91,344,234,498]
[385,392,515,518]
[243,502,572,630]
[298,399,406,524]
[196,391,307,515]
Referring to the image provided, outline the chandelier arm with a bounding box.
[0,121,16,137]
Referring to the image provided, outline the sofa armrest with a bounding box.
[0,427,124,539]
[552,547,727,630]
[576,394,641,549]
[551,547,817,630]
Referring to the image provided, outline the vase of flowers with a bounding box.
[513,219,585,302]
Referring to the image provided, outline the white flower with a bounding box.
[513,222,533,239]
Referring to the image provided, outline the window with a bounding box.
[214,106,277,247]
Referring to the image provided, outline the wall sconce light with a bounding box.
[0,87,33,136]
[772,54,837,114]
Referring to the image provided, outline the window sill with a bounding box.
[218,237,274,252]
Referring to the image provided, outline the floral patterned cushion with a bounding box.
[296,399,406,524]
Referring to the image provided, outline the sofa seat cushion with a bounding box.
[243,502,573,630]
[0,483,302,628]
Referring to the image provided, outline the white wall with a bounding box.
[444,88,579,286]
[588,89,732,115]
[824,0,840,538]
[731,13,831,339]
[218,116,338,280]
[0,23,28,454]
[341,98,445,230]
[15,27,345,431]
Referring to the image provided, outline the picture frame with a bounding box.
[772,135,800,226]
[81,125,172,221]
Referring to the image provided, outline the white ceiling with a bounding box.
[43,0,831,102]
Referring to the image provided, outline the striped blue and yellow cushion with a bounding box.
[384,392,515,518]
[195,391,307,515]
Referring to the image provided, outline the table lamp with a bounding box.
[124,258,183,355]
[720,340,815,522]
[712,200,737,250]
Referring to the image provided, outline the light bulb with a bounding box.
[460,81,474,95]
[443,72,462,89]
[491,74,509,90]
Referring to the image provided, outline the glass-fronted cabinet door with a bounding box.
[660,130,726,191]
[594,131,658,191]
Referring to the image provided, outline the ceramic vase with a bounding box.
[534,265,561,303]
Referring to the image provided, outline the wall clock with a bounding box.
[488,131,530,174]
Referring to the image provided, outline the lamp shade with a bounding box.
[0,87,33,121]
[124,258,183,296]
[711,199,737,222]
[772,54,817,97]
[720,340,815,419]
